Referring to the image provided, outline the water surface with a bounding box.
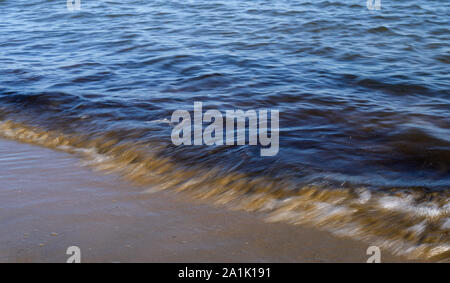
[0,0,449,260]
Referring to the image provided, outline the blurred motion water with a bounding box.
[0,0,448,260]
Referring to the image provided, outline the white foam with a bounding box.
[407,221,427,235]
[441,218,450,230]
[377,195,447,218]
[356,189,371,204]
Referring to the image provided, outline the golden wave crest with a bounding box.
[0,120,449,261]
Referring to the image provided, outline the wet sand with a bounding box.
[0,138,412,263]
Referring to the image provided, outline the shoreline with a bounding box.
[0,138,413,262]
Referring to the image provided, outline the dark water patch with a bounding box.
[434,55,450,64]
[367,26,398,35]
[355,78,435,96]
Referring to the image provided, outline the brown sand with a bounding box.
[0,138,412,262]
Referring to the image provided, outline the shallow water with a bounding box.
[0,0,449,260]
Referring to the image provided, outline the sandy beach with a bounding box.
[0,138,414,263]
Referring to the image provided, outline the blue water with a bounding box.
[0,0,449,259]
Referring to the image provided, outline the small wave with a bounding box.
[367,26,399,36]
[0,119,448,261]
[145,118,171,124]
[356,78,434,96]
